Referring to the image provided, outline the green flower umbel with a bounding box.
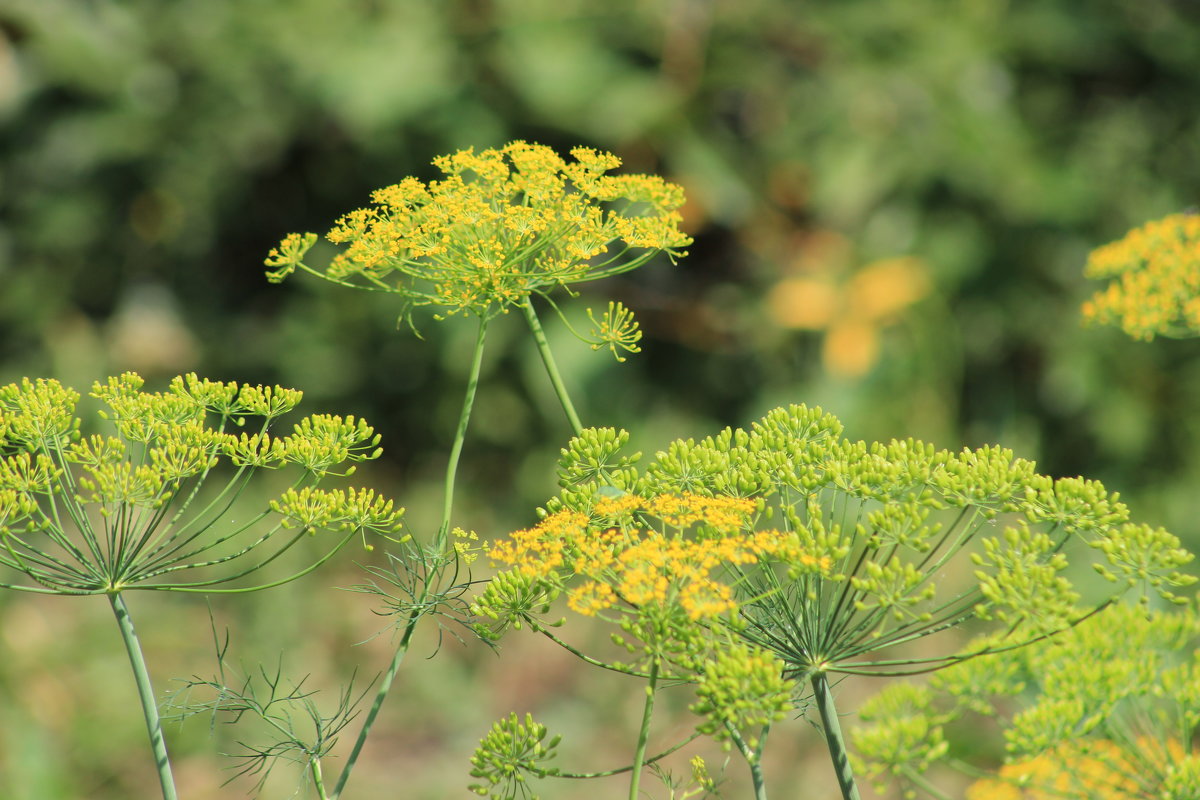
[0,372,402,594]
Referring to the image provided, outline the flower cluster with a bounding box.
[546,405,1194,681]
[484,493,829,625]
[468,712,561,800]
[965,738,1187,800]
[1081,212,1200,340]
[853,602,1200,799]
[0,372,400,593]
[265,140,691,325]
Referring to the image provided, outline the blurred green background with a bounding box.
[1,0,1199,797]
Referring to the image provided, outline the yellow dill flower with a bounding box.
[486,511,588,578]
[593,492,643,521]
[645,493,758,533]
[567,581,617,616]
[966,737,1186,799]
[487,494,825,623]
[1081,213,1200,340]
[266,141,692,324]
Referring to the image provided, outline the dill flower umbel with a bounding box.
[1081,212,1200,340]
[265,141,691,325]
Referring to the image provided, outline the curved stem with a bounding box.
[330,610,421,800]
[628,659,660,800]
[109,592,178,800]
[438,314,489,548]
[724,723,769,800]
[520,297,583,436]
[812,671,860,800]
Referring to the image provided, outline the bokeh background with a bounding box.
[2,0,1199,798]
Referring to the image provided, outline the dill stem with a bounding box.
[437,314,489,548]
[335,314,488,797]
[330,610,420,800]
[311,756,330,800]
[628,659,660,800]
[110,591,178,800]
[520,297,583,436]
[812,671,861,800]
[726,723,769,800]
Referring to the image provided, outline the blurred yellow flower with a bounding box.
[966,737,1185,800]
[1082,212,1200,340]
[767,255,930,377]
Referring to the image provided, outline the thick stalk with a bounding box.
[330,611,421,800]
[519,297,583,435]
[628,659,660,800]
[109,592,178,800]
[812,671,861,800]
[437,314,489,547]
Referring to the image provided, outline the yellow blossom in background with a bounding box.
[767,255,931,378]
[965,737,1186,800]
[1082,212,1200,340]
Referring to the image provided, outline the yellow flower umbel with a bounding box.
[1082,212,1200,340]
[484,493,830,626]
[965,738,1188,800]
[265,141,691,326]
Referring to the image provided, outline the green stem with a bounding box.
[437,314,489,547]
[520,297,583,435]
[311,756,330,800]
[812,671,861,800]
[330,611,421,800]
[109,592,178,800]
[556,732,703,779]
[628,659,660,800]
[725,723,769,800]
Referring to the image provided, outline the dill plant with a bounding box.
[245,140,692,798]
[473,405,1194,799]
[0,372,400,800]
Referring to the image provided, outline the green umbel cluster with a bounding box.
[0,372,402,595]
[854,602,1200,799]
[541,404,1192,680]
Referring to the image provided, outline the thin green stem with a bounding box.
[520,297,583,436]
[109,592,178,800]
[901,766,954,800]
[330,610,421,800]
[438,314,489,547]
[311,756,330,800]
[555,732,703,779]
[628,659,660,800]
[812,671,861,800]
[724,723,769,800]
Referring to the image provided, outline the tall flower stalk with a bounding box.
[0,372,401,799]
[260,140,690,797]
